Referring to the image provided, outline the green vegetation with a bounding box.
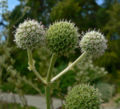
[0,101,36,109]
[65,84,101,109]
[0,0,120,108]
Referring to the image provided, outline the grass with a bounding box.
[0,101,37,109]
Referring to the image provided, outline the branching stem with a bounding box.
[51,52,86,83]
[45,53,57,109]
[27,49,47,84]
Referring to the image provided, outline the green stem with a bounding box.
[27,49,46,84]
[45,86,51,109]
[45,54,57,109]
[51,52,86,83]
[47,54,57,82]
[22,77,42,94]
[0,68,3,84]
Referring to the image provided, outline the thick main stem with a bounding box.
[51,52,86,83]
[45,85,51,109]
[45,54,56,109]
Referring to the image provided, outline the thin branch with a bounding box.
[22,77,42,94]
[46,53,57,82]
[27,49,47,85]
[51,52,86,83]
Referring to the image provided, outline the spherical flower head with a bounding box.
[65,84,101,109]
[46,20,79,54]
[80,31,107,58]
[14,20,45,49]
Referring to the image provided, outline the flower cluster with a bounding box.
[14,20,45,49]
[75,58,108,83]
[80,31,107,58]
[65,84,101,109]
[15,20,107,58]
[46,21,79,54]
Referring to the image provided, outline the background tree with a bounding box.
[50,0,109,31]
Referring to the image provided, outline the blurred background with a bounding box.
[0,0,120,108]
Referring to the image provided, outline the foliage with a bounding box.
[73,58,108,84]
[115,96,120,108]
[104,1,120,39]
[50,0,81,22]
[0,45,41,106]
[95,82,115,102]
[50,0,102,30]
[0,101,36,109]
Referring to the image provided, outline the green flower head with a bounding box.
[46,20,79,54]
[65,84,101,109]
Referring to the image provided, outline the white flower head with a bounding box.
[80,30,107,58]
[14,19,45,49]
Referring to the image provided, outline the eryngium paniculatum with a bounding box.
[80,31,107,57]
[15,20,45,49]
[46,21,79,54]
[65,84,101,109]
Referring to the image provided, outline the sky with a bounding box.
[8,0,20,11]
[96,0,104,5]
